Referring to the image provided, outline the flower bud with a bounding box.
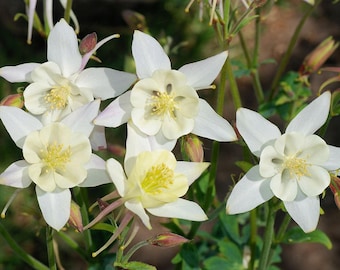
[0,93,24,108]
[330,175,340,210]
[299,36,339,76]
[122,10,146,31]
[107,143,126,158]
[79,32,97,55]
[68,200,83,232]
[148,232,189,247]
[182,134,204,162]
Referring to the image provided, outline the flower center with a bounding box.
[283,156,309,180]
[45,84,71,110]
[141,163,174,195]
[149,84,176,118]
[41,142,71,173]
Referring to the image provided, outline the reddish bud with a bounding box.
[79,32,97,54]
[299,36,339,76]
[182,134,204,162]
[148,232,190,247]
[0,93,24,108]
[68,200,83,231]
[107,144,126,157]
[330,176,340,210]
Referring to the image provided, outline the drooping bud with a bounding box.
[68,200,83,232]
[148,232,190,247]
[0,93,24,108]
[299,36,339,77]
[107,143,126,158]
[330,175,340,210]
[122,10,147,31]
[182,134,204,162]
[79,32,97,55]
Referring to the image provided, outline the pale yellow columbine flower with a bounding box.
[107,150,209,229]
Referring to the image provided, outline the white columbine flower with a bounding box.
[106,149,209,229]
[0,101,111,230]
[226,91,340,232]
[0,19,136,124]
[94,30,237,150]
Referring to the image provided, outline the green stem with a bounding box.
[64,0,73,23]
[258,201,276,270]
[226,59,242,109]
[73,187,93,251]
[248,209,257,270]
[269,0,321,100]
[0,222,49,270]
[121,240,149,263]
[46,226,57,270]
[57,231,88,260]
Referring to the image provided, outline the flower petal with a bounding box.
[178,51,228,89]
[192,99,237,142]
[76,68,136,100]
[47,19,82,77]
[61,100,100,136]
[298,165,330,197]
[236,108,281,157]
[175,161,210,186]
[94,91,132,127]
[0,106,43,148]
[0,63,39,83]
[147,198,207,221]
[226,166,273,214]
[125,200,151,229]
[90,125,107,151]
[270,172,298,201]
[36,186,71,230]
[0,160,32,188]
[286,91,331,135]
[323,145,340,171]
[283,191,320,233]
[132,30,171,78]
[106,158,126,196]
[26,0,37,44]
[80,154,111,187]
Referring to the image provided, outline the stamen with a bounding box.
[148,91,176,118]
[41,142,71,173]
[45,84,71,110]
[1,189,20,218]
[141,163,174,195]
[283,156,310,180]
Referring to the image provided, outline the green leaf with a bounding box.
[91,222,116,233]
[179,243,200,268]
[114,261,156,270]
[282,227,332,249]
[217,241,243,263]
[330,89,340,116]
[203,257,244,270]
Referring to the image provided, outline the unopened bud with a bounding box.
[107,144,126,157]
[148,232,189,247]
[79,33,97,55]
[182,134,204,162]
[122,10,146,31]
[0,93,24,108]
[68,200,83,231]
[299,36,339,76]
[330,175,340,210]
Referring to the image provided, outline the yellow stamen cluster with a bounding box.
[41,142,71,173]
[283,156,309,180]
[149,89,176,118]
[141,163,174,195]
[45,84,71,110]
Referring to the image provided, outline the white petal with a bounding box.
[0,63,39,83]
[283,192,320,233]
[175,161,210,186]
[0,106,43,148]
[0,160,32,188]
[132,30,171,78]
[226,166,273,214]
[106,158,126,196]
[236,108,281,156]
[323,145,340,171]
[76,68,136,100]
[178,51,228,89]
[125,200,151,229]
[26,0,37,43]
[298,166,330,197]
[192,99,237,142]
[147,198,207,221]
[90,125,107,151]
[61,100,100,136]
[47,19,82,77]
[270,172,298,201]
[94,91,132,127]
[80,154,111,187]
[36,186,71,230]
[286,91,331,135]
[259,145,283,178]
